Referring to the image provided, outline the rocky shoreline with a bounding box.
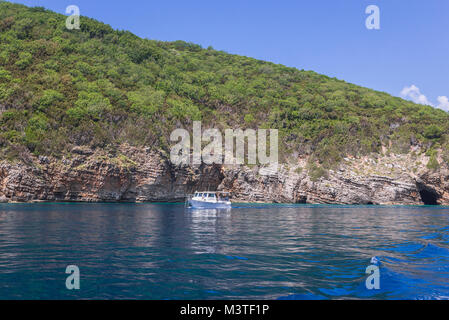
[1,145,448,205]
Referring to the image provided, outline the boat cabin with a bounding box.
[192,192,230,202]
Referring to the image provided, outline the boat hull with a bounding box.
[188,200,232,209]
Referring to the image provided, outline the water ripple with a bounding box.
[0,203,448,299]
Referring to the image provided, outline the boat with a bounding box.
[185,191,232,209]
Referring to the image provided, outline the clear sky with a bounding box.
[9,0,449,110]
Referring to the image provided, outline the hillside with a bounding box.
[0,2,448,205]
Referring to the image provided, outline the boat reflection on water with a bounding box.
[187,208,232,216]
[185,207,232,255]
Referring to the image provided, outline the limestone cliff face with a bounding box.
[220,153,449,205]
[0,145,448,205]
[0,145,223,203]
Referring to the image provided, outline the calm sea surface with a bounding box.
[0,203,448,300]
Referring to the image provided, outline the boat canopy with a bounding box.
[193,191,230,197]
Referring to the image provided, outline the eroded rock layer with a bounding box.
[1,145,448,205]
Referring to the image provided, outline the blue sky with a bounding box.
[9,0,449,110]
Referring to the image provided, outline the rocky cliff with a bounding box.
[1,145,448,205]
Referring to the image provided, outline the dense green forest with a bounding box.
[0,1,448,169]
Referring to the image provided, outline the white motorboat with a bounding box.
[186,191,232,209]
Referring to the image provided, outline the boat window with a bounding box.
[208,193,215,198]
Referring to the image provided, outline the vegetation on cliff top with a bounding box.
[0,1,448,169]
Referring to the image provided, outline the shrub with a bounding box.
[167,98,201,121]
[424,125,443,140]
[24,114,49,151]
[308,163,329,182]
[37,89,64,110]
[0,67,11,81]
[427,150,440,170]
[70,91,112,120]
[127,88,164,116]
[15,52,33,70]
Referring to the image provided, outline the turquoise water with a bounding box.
[0,203,448,300]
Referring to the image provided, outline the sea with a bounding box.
[0,203,448,300]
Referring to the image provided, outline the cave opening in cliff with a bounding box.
[416,182,440,205]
